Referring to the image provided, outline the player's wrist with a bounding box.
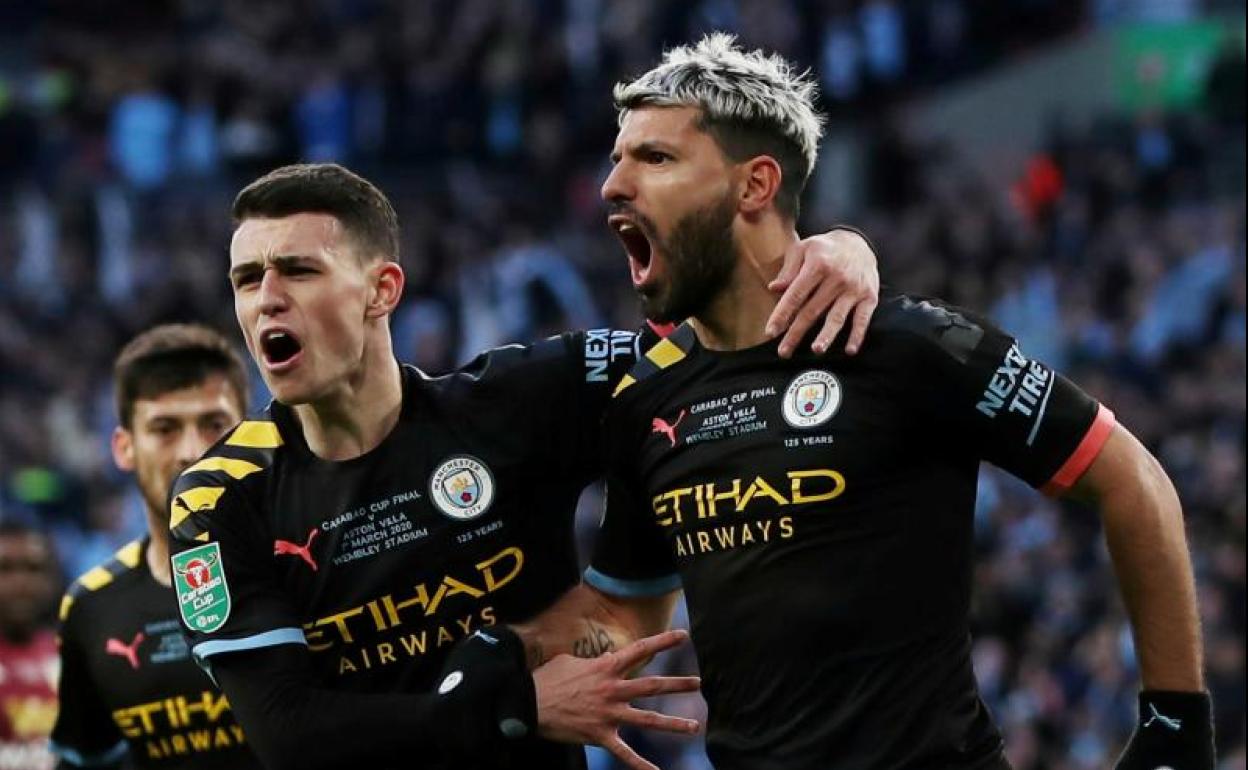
[827,224,877,259]
[508,621,548,669]
[1140,689,1212,710]
[1138,689,1213,737]
[1114,690,1214,770]
[431,626,538,759]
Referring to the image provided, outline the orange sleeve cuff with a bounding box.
[1041,404,1116,497]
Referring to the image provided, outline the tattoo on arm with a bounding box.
[571,622,616,659]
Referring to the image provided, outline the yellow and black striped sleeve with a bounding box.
[167,420,307,667]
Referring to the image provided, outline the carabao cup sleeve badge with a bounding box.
[173,542,232,633]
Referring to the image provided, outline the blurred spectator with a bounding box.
[1205,38,1246,125]
[0,523,60,770]
[109,71,179,191]
[294,66,353,162]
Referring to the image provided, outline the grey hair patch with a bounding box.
[613,32,825,179]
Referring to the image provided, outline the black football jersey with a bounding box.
[167,331,640,770]
[50,538,258,768]
[589,295,1116,770]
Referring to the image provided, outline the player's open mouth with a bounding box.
[259,328,303,372]
[609,214,656,288]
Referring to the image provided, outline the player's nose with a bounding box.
[176,430,212,468]
[256,269,289,316]
[601,161,634,204]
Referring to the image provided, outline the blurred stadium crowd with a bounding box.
[0,1,1243,768]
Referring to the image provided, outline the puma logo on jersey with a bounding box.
[934,313,979,339]
[105,632,146,670]
[274,527,320,571]
[1142,703,1182,731]
[652,410,687,447]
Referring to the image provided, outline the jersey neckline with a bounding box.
[270,362,425,469]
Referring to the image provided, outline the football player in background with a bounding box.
[51,324,259,769]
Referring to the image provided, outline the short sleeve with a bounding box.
[545,329,642,481]
[168,463,305,667]
[49,602,129,767]
[458,329,643,484]
[585,402,680,598]
[890,297,1115,495]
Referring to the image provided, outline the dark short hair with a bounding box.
[232,163,400,261]
[695,115,809,220]
[114,324,249,428]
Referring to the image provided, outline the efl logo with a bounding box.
[430,456,496,521]
[782,370,842,429]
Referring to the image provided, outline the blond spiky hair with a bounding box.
[614,32,825,185]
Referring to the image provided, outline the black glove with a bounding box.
[432,626,538,761]
[1114,690,1214,769]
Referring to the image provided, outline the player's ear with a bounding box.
[738,156,783,216]
[366,260,405,320]
[111,426,136,472]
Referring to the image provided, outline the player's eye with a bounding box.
[645,151,672,165]
[151,422,179,437]
[232,271,261,289]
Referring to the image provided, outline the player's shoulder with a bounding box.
[169,412,284,540]
[59,538,147,625]
[867,292,995,365]
[422,328,643,393]
[171,414,283,496]
[609,322,697,405]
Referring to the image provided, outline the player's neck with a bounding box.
[145,519,172,587]
[690,222,796,352]
[293,339,404,461]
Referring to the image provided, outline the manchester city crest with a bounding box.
[429,456,496,521]
[782,370,842,428]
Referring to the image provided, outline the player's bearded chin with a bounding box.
[641,192,738,324]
